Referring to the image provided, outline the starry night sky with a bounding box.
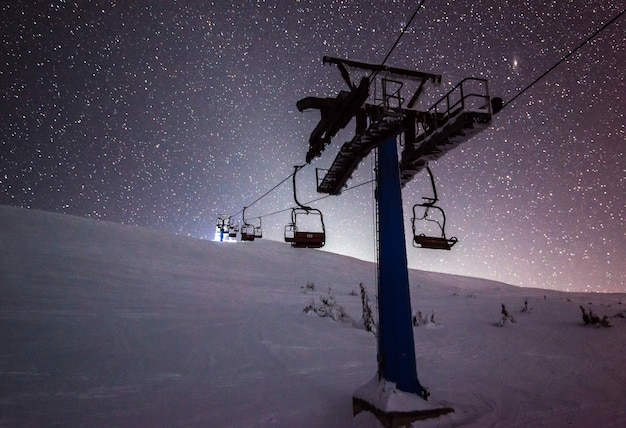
[2,1,624,292]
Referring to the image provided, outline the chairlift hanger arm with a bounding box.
[242,206,250,225]
[292,165,313,210]
[424,165,439,206]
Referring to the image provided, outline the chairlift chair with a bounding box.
[228,220,238,238]
[411,166,458,250]
[254,217,263,239]
[284,223,296,243]
[240,206,256,241]
[240,224,256,241]
[412,204,458,250]
[286,207,326,248]
[216,214,230,233]
[283,165,326,248]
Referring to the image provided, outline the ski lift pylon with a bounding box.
[411,165,458,250]
[284,165,326,248]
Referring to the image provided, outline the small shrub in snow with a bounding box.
[520,299,533,314]
[579,306,612,328]
[301,281,315,292]
[303,290,352,323]
[303,299,317,314]
[412,310,436,327]
[498,304,516,326]
[412,311,424,326]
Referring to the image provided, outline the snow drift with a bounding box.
[1,205,624,427]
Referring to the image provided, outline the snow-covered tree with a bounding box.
[359,283,376,335]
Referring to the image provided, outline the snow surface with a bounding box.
[1,205,625,427]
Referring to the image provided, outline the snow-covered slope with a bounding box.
[1,206,624,427]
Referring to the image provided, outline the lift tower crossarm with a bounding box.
[323,56,442,84]
[323,56,441,111]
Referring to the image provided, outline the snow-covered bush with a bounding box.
[579,305,612,328]
[412,311,424,326]
[520,298,533,314]
[412,310,436,327]
[301,281,315,293]
[498,304,516,326]
[303,290,352,323]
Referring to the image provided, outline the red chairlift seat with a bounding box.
[414,234,457,250]
[292,231,325,248]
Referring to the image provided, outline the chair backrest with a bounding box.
[284,224,296,242]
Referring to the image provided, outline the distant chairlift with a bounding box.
[228,219,239,238]
[284,165,326,248]
[216,214,230,234]
[411,165,458,250]
[240,207,256,241]
[254,217,263,239]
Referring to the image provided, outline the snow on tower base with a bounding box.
[353,376,454,427]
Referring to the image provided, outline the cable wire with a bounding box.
[369,0,427,83]
[229,169,296,218]
[245,178,376,220]
[502,6,625,110]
